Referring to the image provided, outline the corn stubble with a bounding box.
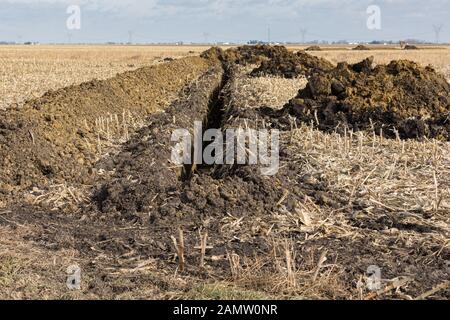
[0,45,448,300]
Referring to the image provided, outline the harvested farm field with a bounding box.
[0,45,210,110]
[0,44,449,302]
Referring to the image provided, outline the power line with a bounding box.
[128,30,133,44]
[203,32,210,44]
[300,28,307,44]
[433,24,443,44]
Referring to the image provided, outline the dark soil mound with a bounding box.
[94,67,224,218]
[0,57,214,204]
[230,45,290,64]
[250,50,334,78]
[91,65,336,260]
[305,46,322,51]
[93,64,337,220]
[201,45,289,66]
[404,45,419,50]
[286,57,450,139]
[200,46,225,61]
[353,45,371,50]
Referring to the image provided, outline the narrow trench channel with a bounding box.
[181,67,231,181]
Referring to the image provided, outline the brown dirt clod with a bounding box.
[353,45,371,51]
[287,57,450,140]
[250,50,334,78]
[305,46,322,51]
[201,45,291,66]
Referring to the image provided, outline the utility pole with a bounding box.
[128,30,133,44]
[433,24,443,44]
[267,26,271,44]
[203,32,210,44]
[300,28,307,44]
[67,32,72,44]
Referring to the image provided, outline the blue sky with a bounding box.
[0,0,449,43]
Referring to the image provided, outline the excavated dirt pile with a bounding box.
[251,50,334,78]
[201,45,288,65]
[201,45,333,78]
[0,57,214,204]
[92,63,332,222]
[286,57,450,139]
[94,66,225,218]
[353,45,371,50]
[305,46,322,51]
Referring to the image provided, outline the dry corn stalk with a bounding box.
[170,228,185,272]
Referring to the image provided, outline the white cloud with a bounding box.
[2,0,447,23]
[0,0,413,18]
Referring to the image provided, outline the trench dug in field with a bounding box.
[0,46,449,299]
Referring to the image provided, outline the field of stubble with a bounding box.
[0,45,448,300]
[0,45,210,110]
[1,45,450,111]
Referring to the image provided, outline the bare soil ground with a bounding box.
[0,45,448,300]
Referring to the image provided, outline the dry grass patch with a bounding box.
[230,65,307,109]
[0,224,84,299]
[287,126,450,218]
[210,126,449,299]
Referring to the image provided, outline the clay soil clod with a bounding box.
[353,45,371,51]
[305,46,322,51]
[250,50,334,79]
[287,57,450,140]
